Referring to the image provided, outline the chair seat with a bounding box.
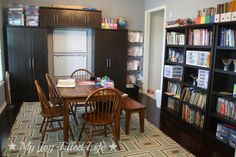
[81,112,113,126]
[41,106,63,118]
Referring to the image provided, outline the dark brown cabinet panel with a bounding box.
[94,29,127,92]
[40,8,72,27]
[86,11,101,28]
[72,10,87,27]
[40,7,101,28]
[6,27,48,103]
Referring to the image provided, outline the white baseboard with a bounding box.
[0,101,7,114]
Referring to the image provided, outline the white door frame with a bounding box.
[143,5,166,96]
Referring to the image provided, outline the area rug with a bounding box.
[2,102,195,157]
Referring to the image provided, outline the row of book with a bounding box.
[216,97,236,119]
[188,29,213,46]
[166,82,181,99]
[182,104,205,128]
[216,1,236,14]
[197,8,215,17]
[181,87,207,110]
[167,49,184,63]
[167,97,179,112]
[166,32,185,45]
[216,123,236,148]
[186,50,211,68]
[220,28,236,47]
[8,4,39,26]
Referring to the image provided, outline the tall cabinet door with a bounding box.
[6,27,33,103]
[30,28,48,101]
[109,30,127,92]
[94,29,109,77]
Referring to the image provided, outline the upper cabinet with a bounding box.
[39,7,101,28]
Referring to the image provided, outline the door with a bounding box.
[72,10,86,27]
[30,28,48,101]
[94,29,109,77]
[86,11,101,28]
[39,8,56,27]
[109,30,127,92]
[6,27,33,103]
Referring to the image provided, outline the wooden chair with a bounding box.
[78,88,121,157]
[71,69,93,80]
[70,69,93,115]
[45,73,78,125]
[34,80,75,145]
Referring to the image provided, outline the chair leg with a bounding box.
[70,104,79,125]
[40,118,49,146]
[78,122,86,141]
[39,117,46,133]
[69,125,75,141]
[104,125,107,137]
[85,126,94,157]
[110,124,120,150]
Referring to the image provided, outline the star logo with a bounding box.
[109,142,117,151]
[8,143,16,150]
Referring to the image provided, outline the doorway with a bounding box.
[143,6,166,106]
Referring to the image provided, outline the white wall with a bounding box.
[148,10,164,91]
[3,0,145,30]
[144,0,229,21]
[0,0,6,111]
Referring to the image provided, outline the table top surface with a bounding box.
[57,81,124,99]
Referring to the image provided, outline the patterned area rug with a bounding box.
[2,102,195,157]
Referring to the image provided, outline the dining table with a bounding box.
[57,81,122,144]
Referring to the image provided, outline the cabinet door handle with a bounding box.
[54,13,56,21]
[109,58,111,67]
[106,58,109,67]
[29,58,31,69]
[87,15,89,23]
[32,58,35,69]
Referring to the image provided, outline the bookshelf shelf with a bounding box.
[183,82,208,92]
[166,45,185,48]
[212,91,236,101]
[126,30,143,91]
[210,112,236,127]
[183,101,207,114]
[214,69,236,76]
[186,45,212,49]
[164,93,180,101]
[185,64,210,70]
[216,46,236,50]
[182,120,205,131]
[165,61,184,66]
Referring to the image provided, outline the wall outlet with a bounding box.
[169,12,173,18]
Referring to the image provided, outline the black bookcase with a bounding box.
[162,22,236,149]
[208,22,236,147]
[162,24,216,130]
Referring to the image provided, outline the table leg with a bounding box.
[115,106,121,140]
[63,99,69,144]
[139,110,144,133]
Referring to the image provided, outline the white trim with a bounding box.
[0,101,7,114]
[0,80,5,87]
[143,5,166,96]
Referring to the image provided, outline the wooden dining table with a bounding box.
[57,81,122,143]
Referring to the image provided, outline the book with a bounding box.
[57,79,76,87]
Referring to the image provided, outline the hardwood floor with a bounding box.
[0,94,234,157]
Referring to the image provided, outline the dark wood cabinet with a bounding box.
[94,29,127,92]
[72,10,101,28]
[40,7,101,28]
[6,27,48,103]
[40,8,72,27]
